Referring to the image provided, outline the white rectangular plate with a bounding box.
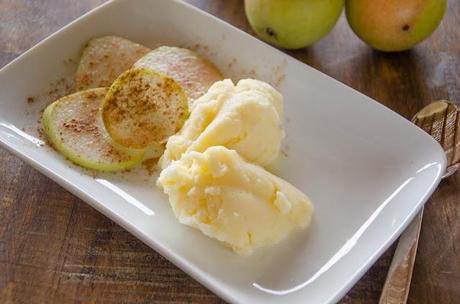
[0,0,446,303]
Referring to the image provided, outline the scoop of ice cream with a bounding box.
[157,146,313,255]
[159,79,284,169]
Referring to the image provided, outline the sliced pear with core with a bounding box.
[134,46,223,104]
[75,36,150,91]
[102,67,188,150]
[42,88,145,171]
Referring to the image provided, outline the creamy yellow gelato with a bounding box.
[159,79,285,169]
[157,146,313,255]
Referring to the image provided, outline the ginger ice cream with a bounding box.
[157,146,313,255]
[159,79,285,169]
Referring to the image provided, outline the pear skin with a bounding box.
[245,0,344,50]
[346,0,446,52]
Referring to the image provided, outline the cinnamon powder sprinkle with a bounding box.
[62,118,98,134]
[142,157,160,175]
[103,68,187,148]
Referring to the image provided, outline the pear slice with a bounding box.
[102,68,188,150]
[43,88,145,171]
[134,46,223,103]
[75,36,150,91]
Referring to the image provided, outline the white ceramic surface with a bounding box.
[0,1,446,303]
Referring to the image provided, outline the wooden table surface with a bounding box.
[0,0,459,303]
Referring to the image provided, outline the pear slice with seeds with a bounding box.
[102,67,188,150]
[75,36,150,91]
[43,88,145,171]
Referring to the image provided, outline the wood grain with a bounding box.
[0,0,459,303]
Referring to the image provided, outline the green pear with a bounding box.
[244,0,345,50]
[346,0,447,52]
